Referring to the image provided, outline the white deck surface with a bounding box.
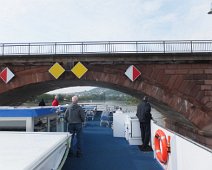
[0,132,71,170]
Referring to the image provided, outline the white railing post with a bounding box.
[0,41,211,55]
[191,41,193,53]
[28,43,30,55]
[163,41,166,53]
[55,42,57,54]
[2,44,4,56]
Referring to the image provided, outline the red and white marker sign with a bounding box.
[125,65,141,81]
[0,67,15,83]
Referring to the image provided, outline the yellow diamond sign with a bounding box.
[48,62,65,79]
[71,62,88,79]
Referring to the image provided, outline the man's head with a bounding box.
[72,96,78,104]
[55,95,58,99]
[143,96,148,102]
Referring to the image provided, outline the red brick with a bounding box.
[150,69,160,80]
[189,69,204,74]
[191,64,204,69]
[185,74,193,80]
[205,102,212,109]
[175,69,188,74]
[196,90,205,102]
[162,75,171,85]
[143,67,153,78]
[179,81,188,93]
[190,85,200,98]
[155,69,165,82]
[165,69,176,74]
[178,64,192,69]
[205,69,212,74]
[193,74,206,80]
[1,62,212,132]
[167,64,178,69]
[173,75,183,90]
[201,97,210,104]
[189,109,206,129]
[205,91,212,96]
[18,67,48,75]
[205,80,212,84]
[206,74,212,79]
[12,67,25,72]
[154,64,165,69]
[201,85,211,90]
[167,75,178,88]
[202,64,212,69]
[184,81,196,95]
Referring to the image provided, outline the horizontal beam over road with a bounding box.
[0,40,212,56]
[0,53,212,65]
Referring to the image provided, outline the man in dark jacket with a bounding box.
[65,96,85,157]
[136,96,152,151]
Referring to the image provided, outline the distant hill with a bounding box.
[71,87,128,97]
[66,87,139,104]
[27,87,139,106]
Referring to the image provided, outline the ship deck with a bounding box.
[62,118,162,170]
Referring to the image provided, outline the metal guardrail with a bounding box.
[0,40,212,55]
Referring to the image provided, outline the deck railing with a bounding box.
[0,40,212,55]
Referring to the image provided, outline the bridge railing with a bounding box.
[0,40,212,55]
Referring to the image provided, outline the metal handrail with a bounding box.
[0,40,212,56]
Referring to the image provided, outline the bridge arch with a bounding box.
[0,60,212,132]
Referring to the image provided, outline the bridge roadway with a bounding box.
[0,40,212,148]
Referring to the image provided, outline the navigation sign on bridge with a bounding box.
[48,63,65,79]
[71,62,88,79]
[0,67,15,84]
[125,65,141,82]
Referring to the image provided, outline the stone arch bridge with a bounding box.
[0,40,212,137]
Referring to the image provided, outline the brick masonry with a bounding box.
[0,62,212,132]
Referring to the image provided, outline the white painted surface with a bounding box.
[0,132,71,170]
[0,117,26,128]
[26,117,34,132]
[112,108,212,169]
[131,118,141,138]
[0,106,60,132]
[151,121,212,170]
[113,111,126,137]
[124,115,142,145]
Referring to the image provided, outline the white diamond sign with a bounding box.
[125,65,141,81]
[0,67,15,83]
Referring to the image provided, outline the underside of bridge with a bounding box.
[0,53,212,147]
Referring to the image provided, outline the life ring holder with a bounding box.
[154,129,169,164]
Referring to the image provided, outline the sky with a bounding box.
[1,0,212,42]
[1,0,212,93]
[47,86,96,94]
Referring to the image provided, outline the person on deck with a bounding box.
[52,95,59,106]
[39,98,46,106]
[136,96,152,151]
[65,96,85,157]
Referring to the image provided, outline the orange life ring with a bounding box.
[154,129,168,164]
